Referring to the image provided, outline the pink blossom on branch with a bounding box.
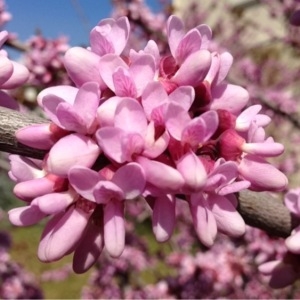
[8,14,287,273]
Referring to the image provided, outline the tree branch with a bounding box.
[4,39,29,52]
[0,107,296,238]
[0,107,47,159]
[237,190,299,238]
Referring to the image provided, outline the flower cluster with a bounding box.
[259,188,300,288]
[23,34,71,88]
[0,30,29,109]
[8,15,287,273]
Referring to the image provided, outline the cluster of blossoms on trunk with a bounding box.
[7,15,288,273]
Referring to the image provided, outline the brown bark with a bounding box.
[0,107,47,159]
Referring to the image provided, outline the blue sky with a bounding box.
[5,0,164,48]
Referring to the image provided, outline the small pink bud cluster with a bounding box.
[9,15,287,273]
[0,0,10,29]
[23,34,71,87]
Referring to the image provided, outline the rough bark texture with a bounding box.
[0,107,47,159]
[237,190,298,238]
[0,107,296,237]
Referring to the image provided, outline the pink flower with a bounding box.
[89,17,130,56]
[8,14,288,273]
[99,52,156,98]
[0,31,29,89]
[177,153,248,246]
[64,47,106,89]
[96,98,169,163]
[159,15,212,90]
[46,133,101,176]
[69,163,146,258]
[40,82,101,134]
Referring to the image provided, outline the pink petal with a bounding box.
[197,24,212,49]
[0,56,13,86]
[108,17,130,55]
[47,133,101,177]
[143,40,160,68]
[129,53,156,96]
[238,155,288,191]
[215,52,233,85]
[0,90,19,110]
[73,218,104,274]
[93,181,124,204]
[9,155,44,182]
[172,50,211,86]
[181,116,206,147]
[16,123,64,150]
[209,160,238,187]
[190,193,217,247]
[37,85,78,107]
[97,96,123,127]
[8,204,46,226]
[137,156,184,192]
[152,194,176,242]
[268,264,298,289]
[114,98,148,136]
[177,151,207,191]
[165,102,191,140]
[112,163,145,199]
[143,126,170,159]
[167,15,185,58]
[73,81,100,130]
[235,105,262,131]
[248,124,266,143]
[120,132,145,162]
[218,180,250,195]
[113,66,137,97]
[99,54,128,92]
[103,199,125,257]
[90,26,114,56]
[284,189,300,216]
[56,103,87,133]
[1,61,29,89]
[201,110,219,141]
[169,85,195,111]
[142,81,169,120]
[91,17,129,56]
[210,83,249,114]
[38,207,90,262]
[209,194,245,237]
[64,47,105,89]
[42,94,66,125]
[258,260,281,275]
[204,52,220,84]
[285,228,300,254]
[69,166,103,201]
[13,176,58,201]
[242,142,284,157]
[36,191,75,214]
[175,29,202,65]
[96,127,125,163]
